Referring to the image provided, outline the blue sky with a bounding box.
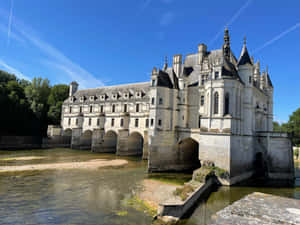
[0,0,299,122]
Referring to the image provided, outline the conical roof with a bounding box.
[237,37,253,66]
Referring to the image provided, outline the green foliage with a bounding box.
[47,84,69,125]
[0,69,69,136]
[294,148,299,158]
[173,184,195,201]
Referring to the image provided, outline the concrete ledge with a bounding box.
[268,172,295,180]
[210,192,300,225]
[157,178,215,221]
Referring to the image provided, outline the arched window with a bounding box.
[224,93,230,115]
[112,105,115,113]
[214,92,219,114]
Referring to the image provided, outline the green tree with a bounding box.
[287,108,300,145]
[47,84,69,125]
[273,121,281,132]
[25,77,51,136]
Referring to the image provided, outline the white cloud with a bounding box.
[0,7,104,89]
[160,12,174,26]
[254,23,300,53]
[0,59,30,80]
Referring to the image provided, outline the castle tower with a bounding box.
[69,81,78,97]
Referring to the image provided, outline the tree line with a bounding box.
[273,108,300,146]
[0,70,69,137]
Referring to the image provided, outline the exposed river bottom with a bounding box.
[0,148,299,225]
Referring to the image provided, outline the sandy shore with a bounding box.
[138,179,181,209]
[0,156,47,161]
[0,159,128,172]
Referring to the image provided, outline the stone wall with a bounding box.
[42,136,71,149]
[0,136,41,150]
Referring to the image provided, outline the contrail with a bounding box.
[209,0,253,45]
[253,23,300,53]
[7,0,14,46]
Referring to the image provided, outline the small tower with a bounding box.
[69,81,78,97]
[253,60,261,88]
[151,67,158,87]
[237,36,253,85]
[222,27,231,60]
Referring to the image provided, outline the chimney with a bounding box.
[173,54,182,77]
[198,44,207,64]
[69,81,78,97]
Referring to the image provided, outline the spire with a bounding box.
[237,36,253,66]
[251,55,254,64]
[163,56,168,71]
[223,27,231,60]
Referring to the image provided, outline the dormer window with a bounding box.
[70,96,75,103]
[215,71,219,79]
[124,93,129,99]
[100,95,106,101]
[136,91,142,98]
[80,96,85,102]
[152,80,156,87]
[89,96,95,101]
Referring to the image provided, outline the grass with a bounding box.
[193,166,229,183]
[121,196,157,217]
[173,184,195,201]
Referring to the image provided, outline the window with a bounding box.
[112,105,115,113]
[97,118,100,126]
[100,105,104,113]
[68,118,71,125]
[201,95,204,106]
[159,98,163,105]
[214,92,219,114]
[76,119,78,125]
[69,107,72,113]
[198,115,201,128]
[215,71,219,79]
[89,106,93,113]
[158,119,162,126]
[146,119,149,128]
[124,104,127,112]
[151,97,155,105]
[152,80,155,87]
[201,75,205,85]
[249,76,252,84]
[111,119,115,126]
[79,106,82,113]
[225,93,230,115]
[182,116,184,120]
[88,118,92,126]
[135,119,139,127]
[120,118,124,127]
[151,119,154,126]
[136,104,140,112]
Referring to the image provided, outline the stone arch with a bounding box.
[63,128,72,136]
[127,132,144,156]
[80,130,92,150]
[102,130,118,153]
[175,137,201,171]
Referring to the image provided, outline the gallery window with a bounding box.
[135,119,139,127]
[88,118,92,126]
[201,95,204,106]
[124,104,127,112]
[111,119,115,127]
[112,105,115,113]
[214,92,219,114]
[120,118,124,127]
[225,93,230,115]
[89,106,93,113]
[136,104,140,112]
[146,119,149,128]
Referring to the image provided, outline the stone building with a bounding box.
[61,28,294,185]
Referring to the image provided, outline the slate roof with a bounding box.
[157,70,174,88]
[237,45,253,66]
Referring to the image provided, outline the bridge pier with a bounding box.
[91,129,105,152]
[142,131,149,160]
[116,129,130,156]
[71,128,82,149]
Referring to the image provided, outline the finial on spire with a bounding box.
[244,36,247,45]
[266,65,268,74]
[163,56,168,71]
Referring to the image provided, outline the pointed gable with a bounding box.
[237,37,253,66]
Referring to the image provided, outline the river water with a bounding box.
[0,148,299,225]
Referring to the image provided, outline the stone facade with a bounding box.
[60,28,294,184]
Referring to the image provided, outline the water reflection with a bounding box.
[0,149,299,225]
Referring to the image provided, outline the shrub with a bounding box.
[173,184,195,201]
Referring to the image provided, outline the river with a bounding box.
[0,148,299,225]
